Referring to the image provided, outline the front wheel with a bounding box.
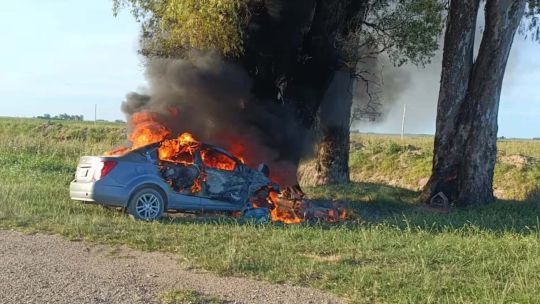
[128,188,165,221]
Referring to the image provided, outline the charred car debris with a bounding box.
[70,132,346,223]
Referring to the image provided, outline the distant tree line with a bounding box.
[37,113,84,121]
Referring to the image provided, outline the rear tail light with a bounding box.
[94,160,117,180]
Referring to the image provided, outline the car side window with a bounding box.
[200,148,236,171]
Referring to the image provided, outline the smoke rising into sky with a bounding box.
[121,52,312,184]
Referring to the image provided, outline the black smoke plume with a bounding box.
[121,52,313,184]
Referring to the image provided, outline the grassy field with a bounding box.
[1,117,540,303]
[345,133,540,201]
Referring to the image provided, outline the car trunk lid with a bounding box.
[74,156,103,182]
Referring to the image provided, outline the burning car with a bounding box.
[70,133,281,221]
[70,112,346,223]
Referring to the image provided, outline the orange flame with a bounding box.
[129,112,170,149]
[267,191,304,224]
[201,148,237,171]
[158,132,200,164]
[105,112,171,156]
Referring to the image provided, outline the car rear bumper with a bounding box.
[70,180,95,201]
[70,180,129,207]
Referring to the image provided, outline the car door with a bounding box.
[199,147,249,205]
[152,146,204,210]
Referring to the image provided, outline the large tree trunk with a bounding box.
[243,0,369,186]
[419,0,481,204]
[313,70,354,185]
[421,0,525,206]
[456,0,526,204]
[302,0,369,186]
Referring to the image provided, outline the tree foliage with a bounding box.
[520,0,540,40]
[113,0,250,57]
[37,113,84,121]
[355,0,446,67]
[113,0,445,64]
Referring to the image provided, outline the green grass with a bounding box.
[1,117,540,303]
[347,133,540,200]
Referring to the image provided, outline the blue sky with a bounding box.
[1,1,539,138]
[0,0,144,122]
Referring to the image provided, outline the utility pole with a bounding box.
[94,104,97,124]
[401,103,407,141]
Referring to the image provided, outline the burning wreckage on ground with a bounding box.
[70,114,346,223]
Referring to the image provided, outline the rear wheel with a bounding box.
[128,188,165,221]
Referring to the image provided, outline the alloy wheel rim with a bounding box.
[135,193,160,220]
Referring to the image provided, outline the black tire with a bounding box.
[127,188,165,221]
